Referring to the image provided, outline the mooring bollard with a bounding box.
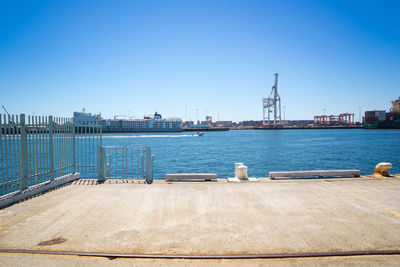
[373,162,393,177]
[235,162,244,178]
[237,165,249,180]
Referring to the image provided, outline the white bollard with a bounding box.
[237,165,248,180]
[235,162,244,178]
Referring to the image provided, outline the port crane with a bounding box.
[263,73,281,126]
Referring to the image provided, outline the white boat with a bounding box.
[193,131,204,136]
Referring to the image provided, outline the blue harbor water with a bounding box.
[102,129,400,179]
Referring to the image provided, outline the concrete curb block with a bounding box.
[269,170,361,179]
[166,173,217,182]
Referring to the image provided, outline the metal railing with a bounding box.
[74,125,102,178]
[0,114,74,196]
[1,113,153,197]
[98,146,154,183]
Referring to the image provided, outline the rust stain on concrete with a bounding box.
[37,237,66,246]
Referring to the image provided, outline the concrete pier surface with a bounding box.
[1,176,400,266]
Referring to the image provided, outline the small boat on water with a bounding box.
[193,131,204,136]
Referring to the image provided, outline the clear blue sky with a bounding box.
[0,0,399,122]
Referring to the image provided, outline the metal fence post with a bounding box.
[49,116,54,180]
[151,155,154,181]
[20,114,28,190]
[97,146,105,182]
[33,146,38,185]
[145,147,153,184]
[72,118,76,173]
[141,153,144,179]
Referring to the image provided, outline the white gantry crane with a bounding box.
[262,73,281,126]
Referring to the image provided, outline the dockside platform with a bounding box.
[1,176,400,266]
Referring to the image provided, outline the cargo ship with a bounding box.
[73,111,183,132]
[363,97,400,129]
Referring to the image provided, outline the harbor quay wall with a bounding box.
[183,127,229,132]
[252,126,362,130]
[101,128,183,133]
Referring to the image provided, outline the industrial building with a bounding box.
[240,120,314,128]
[215,121,234,128]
